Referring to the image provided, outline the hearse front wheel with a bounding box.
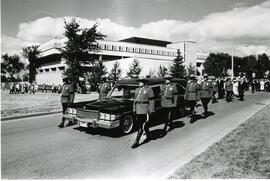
[120,114,134,134]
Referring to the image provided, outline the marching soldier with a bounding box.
[185,74,200,122]
[200,73,213,116]
[57,76,75,128]
[160,74,178,135]
[211,76,218,103]
[131,76,155,149]
[98,76,111,100]
[225,77,233,102]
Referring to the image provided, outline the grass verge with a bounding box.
[169,104,270,179]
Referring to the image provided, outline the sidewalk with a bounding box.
[1,91,99,120]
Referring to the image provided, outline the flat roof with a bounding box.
[119,37,172,47]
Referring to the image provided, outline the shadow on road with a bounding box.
[190,111,215,124]
[72,126,125,138]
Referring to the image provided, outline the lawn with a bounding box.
[1,90,99,119]
[170,104,270,179]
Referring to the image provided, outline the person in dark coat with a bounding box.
[217,77,225,99]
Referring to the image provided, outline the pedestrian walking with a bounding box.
[200,73,213,116]
[23,82,28,93]
[184,74,200,122]
[211,76,218,103]
[217,77,225,99]
[42,83,47,93]
[9,82,14,94]
[251,78,256,93]
[225,77,233,102]
[98,76,111,100]
[160,74,178,135]
[238,76,246,101]
[57,76,75,128]
[131,76,155,149]
[15,83,20,94]
[260,79,265,91]
[58,84,62,93]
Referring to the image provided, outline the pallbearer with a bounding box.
[160,74,178,135]
[200,73,213,116]
[185,74,200,122]
[211,76,218,103]
[98,76,111,100]
[131,76,155,149]
[58,75,75,128]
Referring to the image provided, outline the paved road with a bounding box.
[2,92,270,179]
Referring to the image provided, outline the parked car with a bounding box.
[63,78,187,134]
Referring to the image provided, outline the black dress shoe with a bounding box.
[57,124,64,128]
[131,142,139,149]
[66,121,74,126]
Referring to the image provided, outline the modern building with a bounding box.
[37,37,208,85]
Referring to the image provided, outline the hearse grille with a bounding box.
[77,109,99,119]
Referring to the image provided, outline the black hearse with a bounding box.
[64,78,187,134]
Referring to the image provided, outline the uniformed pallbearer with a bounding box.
[225,77,233,102]
[200,73,213,116]
[131,77,155,149]
[57,76,75,128]
[160,74,178,135]
[185,74,200,121]
[211,76,218,103]
[98,76,111,100]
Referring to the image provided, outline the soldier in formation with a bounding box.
[199,73,213,116]
[98,76,112,100]
[225,77,233,102]
[184,74,200,122]
[131,76,155,149]
[160,74,178,135]
[57,76,75,128]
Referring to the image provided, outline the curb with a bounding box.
[1,111,62,121]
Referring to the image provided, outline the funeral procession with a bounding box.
[2,0,270,179]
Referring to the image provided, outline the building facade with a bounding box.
[37,37,208,85]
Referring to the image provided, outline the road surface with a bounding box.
[2,92,270,179]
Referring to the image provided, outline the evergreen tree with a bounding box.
[22,45,40,83]
[60,18,106,85]
[157,65,168,78]
[186,63,196,76]
[109,61,121,83]
[170,49,185,78]
[85,61,107,90]
[127,59,142,78]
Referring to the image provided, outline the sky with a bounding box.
[1,0,270,57]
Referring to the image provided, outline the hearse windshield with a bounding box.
[108,85,138,100]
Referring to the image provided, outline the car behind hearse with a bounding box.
[63,78,187,134]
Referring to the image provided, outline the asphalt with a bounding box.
[1,92,270,179]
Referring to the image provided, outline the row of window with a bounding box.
[39,66,65,73]
[98,44,177,57]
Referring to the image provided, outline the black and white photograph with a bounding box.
[1,0,270,179]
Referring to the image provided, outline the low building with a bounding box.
[37,37,208,85]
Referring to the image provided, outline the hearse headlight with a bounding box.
[110,114,116,120]
[99,112,105,120]
[72,109,77,115]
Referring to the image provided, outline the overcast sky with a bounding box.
[1,0,270,56]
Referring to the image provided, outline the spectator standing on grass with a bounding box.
[42,83,47,93]
[15,83,20,94]
[265,79,270,92]
[58,76,75,128]
[23,82,28,93]
[251,78,256,93]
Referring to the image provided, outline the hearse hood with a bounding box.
[83,98,133,113]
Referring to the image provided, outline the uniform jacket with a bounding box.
[98,82,111,99]
[200,79,213,98]
[212,81,218,92]
[61,83,74,103]
[160,83,178,107]
[185,80,200,101]
[225,81,233,91]
[133,85,155,114]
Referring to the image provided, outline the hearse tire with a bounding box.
[120,114,134,135]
